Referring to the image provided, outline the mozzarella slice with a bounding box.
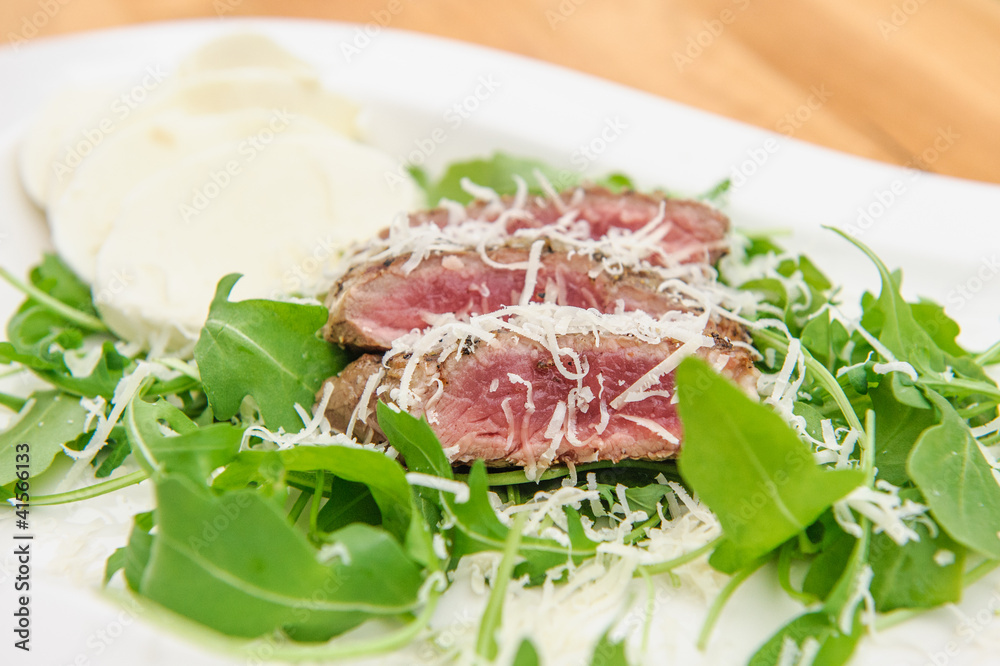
[17,84,118,207]
[48,108,338,282]
[22,35,358,211]
[175,32,315,77]
[93,132,420,353]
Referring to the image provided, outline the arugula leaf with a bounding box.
[868,373,938,486]
[676,357,863,573]
[124,396,242,483]
[194,274,351,432]
[834,229,991,385]
[450,461,595,580]
[316,478,382,533]
[512,638,541,666]
[910,299,967,357]
[105,511,155,587]
[588,627,629,666]
[4,305,82,369]
[759,525,871,666]
[215,445,414,543]
[378,406,597,577]
[800,311,851,373]
[868,514,965,612]
[136,475,423,641]
[414,152,634,207]
[750,611,860,666]
[377,402,453,479]
[1,255,104,375]
[0,391,88,486]
[30,253,98,315]
[908,391,1000,559]
[93,426,131,477]
[35,341,128,399]
[801,516,855,601]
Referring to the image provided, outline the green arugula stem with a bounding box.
[30,470,149,506]
[777,541,817,605]
[460,459,682,486]
[0,390,27,412]
[753,328,869,441]
[476,512,529,661]
[697,557,767,651]
[246,585,444,662]
[639,535,723,577]
[739,227,793,240]
[309,471,324,535]
[875,559,1000,632]
[0,265,107,332]
[920,377,1000,402]
[625,513,664,545]
[975,339,1000,366]
[287,489,311,525]
[958,402,1000,420]
[862,410,876,482]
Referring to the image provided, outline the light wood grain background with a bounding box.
[2,0,998,183]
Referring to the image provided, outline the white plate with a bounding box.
[1,18,999,666]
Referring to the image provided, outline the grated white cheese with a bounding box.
[405,472,470,504]
[618,414,680,444]
[838,564,874,633]
[933,549,956,567]
[59,363,153,490]
[317,542,352,565]
[872,361,918,382]
[518,239,546,307]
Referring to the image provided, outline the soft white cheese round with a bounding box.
[38,68,358,210]
[48,108,339,283]
[20,35,358,212]
[93,131,420,353]
[17,84,118,207]
[174,32,316,76]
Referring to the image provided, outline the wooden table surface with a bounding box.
[2,0,998,184]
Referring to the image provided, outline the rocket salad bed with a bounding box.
[2,156,1000,665]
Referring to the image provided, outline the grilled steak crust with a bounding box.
[323,246,685,351]
[321,320,758,468]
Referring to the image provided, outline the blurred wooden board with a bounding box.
[2,0,998,183]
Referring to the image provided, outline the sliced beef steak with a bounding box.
[320,309,758,470]
[409,186,730,265]
[323,246,685,351]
